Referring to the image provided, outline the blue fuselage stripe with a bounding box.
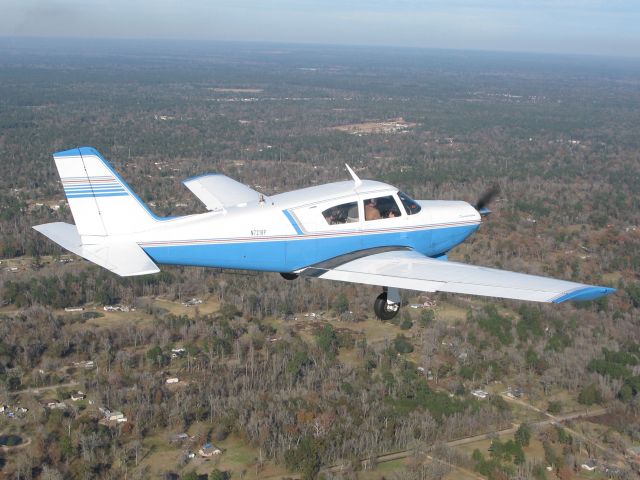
[282,210,304,235]
[141,223,479,272]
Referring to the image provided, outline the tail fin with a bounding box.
[53,147,159,236]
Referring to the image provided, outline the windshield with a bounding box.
[398,191,421,215]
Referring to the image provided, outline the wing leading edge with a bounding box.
[301,250,615,303]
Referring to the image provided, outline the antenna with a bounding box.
[345,164,362,188]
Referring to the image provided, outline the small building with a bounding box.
[71,391,86,401]
[64,307,84,312]
[471,389,489,400]
[166,377,179,384]
[108,411,125,422]
[198,443,222,457]
[170,433,189,443]
[581,459,597,471]
[73,360,95,369]
[0,405,8,413]
[171,348,186,358]
[182,298,203,307]
[45,401,67,410]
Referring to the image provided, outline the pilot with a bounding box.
[365,199,381,220]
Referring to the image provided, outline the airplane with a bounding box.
[34,147,615,320]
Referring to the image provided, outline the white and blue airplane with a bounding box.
[34,147,615,320]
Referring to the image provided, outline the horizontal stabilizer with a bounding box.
[33,222,160,277]
[183,174,263,211]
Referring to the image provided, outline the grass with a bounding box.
[358,458,407,479]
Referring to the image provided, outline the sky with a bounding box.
[1,0,639,57]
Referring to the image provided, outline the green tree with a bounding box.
[515,423,531,447]
[547,401,562,414]
[393,334,414,354]
[332,293,349,314]
[419,309,434,327]
[400,312,413,330]
[316,324,338,356]
[209,469,228,480]
[60,436,74,459]
[284,436,321,480]
[146,345,164,366]
[182,471,199,480]
[577,383,603,405]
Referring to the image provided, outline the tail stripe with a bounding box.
[53,146,167,236]
[66,192,129,199]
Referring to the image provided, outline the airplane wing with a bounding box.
[301,249,615,303]
[183,174,263,211]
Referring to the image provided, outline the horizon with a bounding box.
[2,35,640,64]
[2,1,640,58]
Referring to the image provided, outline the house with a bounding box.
[107,411,125,422]
[166,377,179,384]
[71,391,86,401]
[45,401,67,410]
[471,389,489,399]
[581,459,597,471]
[64,306,84,312]
[182,298,203,307]
[73,360,95,369]
[170,433,189,443]
[198,443,222,457]
[171,348,186,358]
[0,405,8,413]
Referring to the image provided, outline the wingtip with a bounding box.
[553,286,616,303]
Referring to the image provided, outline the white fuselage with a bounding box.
[132,180,481,272]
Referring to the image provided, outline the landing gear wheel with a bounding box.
[280,272,299,280]
[374,292,400,321]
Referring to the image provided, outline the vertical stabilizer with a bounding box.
[53,147,159,236]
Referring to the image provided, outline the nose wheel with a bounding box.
[374,289,400,321]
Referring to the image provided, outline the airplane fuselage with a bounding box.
[132,181,481,272]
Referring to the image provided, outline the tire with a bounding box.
[374,292,400,321]
[280,272,298,281]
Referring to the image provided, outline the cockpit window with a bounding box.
[398,191,421,215]
[364,195,402,221]
[322,201,359,225]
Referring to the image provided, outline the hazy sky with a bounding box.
[2,0,639,56]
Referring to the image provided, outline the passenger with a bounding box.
[365,199,381,220]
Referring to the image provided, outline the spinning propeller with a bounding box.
[475,185,500,216]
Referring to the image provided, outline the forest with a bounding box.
[0,38,639,479]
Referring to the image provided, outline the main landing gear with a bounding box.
[374,287,401,321]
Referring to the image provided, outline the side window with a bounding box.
[322,201,359,225]
[398,191,421,215]
[364,195,402,221]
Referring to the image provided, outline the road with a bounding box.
[322,404,610,476]
[19,381,79,395]
[500,394,629,465]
